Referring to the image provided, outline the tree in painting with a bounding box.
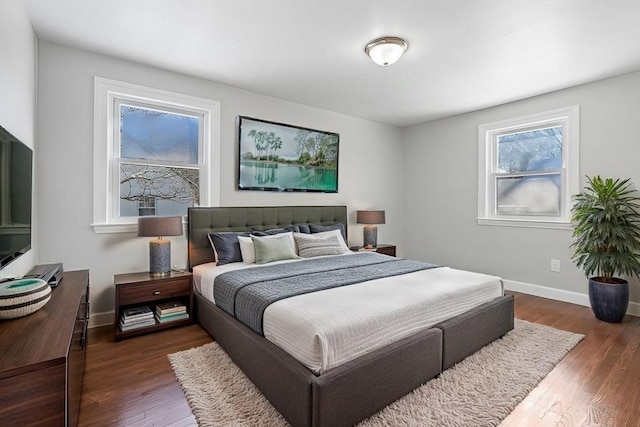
[248,130,285,161]
[294,130,337,167]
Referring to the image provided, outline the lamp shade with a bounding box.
[138,216,183,237]
[356,210,386,225]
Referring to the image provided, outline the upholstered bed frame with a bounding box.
[188,206,514,427]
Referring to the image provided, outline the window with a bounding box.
[93,78,220,233]
[117,102,200,218]
[478,106,579,229]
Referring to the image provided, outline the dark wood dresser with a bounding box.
[0,270,89,427]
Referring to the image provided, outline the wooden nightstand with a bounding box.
[114,271,193,341]
[373,244,396,257]
[350,244,397,257]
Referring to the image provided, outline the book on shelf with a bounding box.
[156,301,186,315]
[121,305,154,327]
[121,314,154,326]
[120,318,155,331]
[155,311,189,323]
[122,306,152,320]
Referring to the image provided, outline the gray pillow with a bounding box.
[294,224,311,234]
[295,234,345,258]
[251,234,299,264]
[208,232,249,265]
[309,223,346,240]
[252,226,296,236]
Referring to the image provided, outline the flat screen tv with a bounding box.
[0,125,33,269]
[237,116,339,193]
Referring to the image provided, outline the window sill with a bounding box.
[91,216,187,235]
[92,223,138,234]
[92,220,187,235]
[477,218,572,230]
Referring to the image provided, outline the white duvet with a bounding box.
[194,255,503,374]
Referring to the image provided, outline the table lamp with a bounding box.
[356,210,385,248]
[138,216,183,276]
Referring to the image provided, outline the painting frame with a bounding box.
[237,116,339,193]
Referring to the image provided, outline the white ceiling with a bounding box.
[23,0,640,127]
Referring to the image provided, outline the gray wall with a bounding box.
[9,1,640,322]
[403,72,640,311]
[0,1,37,279]
[36,41,404,323]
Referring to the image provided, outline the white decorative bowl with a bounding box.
[0,278,52,320]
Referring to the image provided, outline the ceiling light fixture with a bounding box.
[364,36,408,66]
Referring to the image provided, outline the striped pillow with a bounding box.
[295,234,345,258]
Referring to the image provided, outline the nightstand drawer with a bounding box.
[119,278,190,305]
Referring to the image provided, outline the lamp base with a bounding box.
[149,238,171,276]
[363,226,378,248]
[150,271,171,278]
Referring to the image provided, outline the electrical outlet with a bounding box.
[550,259,561,273]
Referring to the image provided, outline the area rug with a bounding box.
[168,319,583,426]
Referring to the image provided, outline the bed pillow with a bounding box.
[309,223,346,240]
[301,229,351,254]
[208,232,249,265]
[294,223,311,234]
[238,232,296,264]
[294,234,345,258]
[251,234,299,264]
[251,226,297,236]
[237,235,255,264]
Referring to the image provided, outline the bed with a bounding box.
[188,205,514,427]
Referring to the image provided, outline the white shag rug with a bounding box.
[168,319,583,426]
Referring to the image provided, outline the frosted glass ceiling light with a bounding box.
[365,36,408,66]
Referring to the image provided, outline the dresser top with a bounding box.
[0,270,89,379]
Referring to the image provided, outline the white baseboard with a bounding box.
[89,310,114,329]
[503,279,640,317]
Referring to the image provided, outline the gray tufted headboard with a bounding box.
[187,205,348,271]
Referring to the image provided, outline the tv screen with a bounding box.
[237,116,339,193]
[0,125,33,269]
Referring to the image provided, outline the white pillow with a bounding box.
[294,229,351,254]
[238,231,296,264]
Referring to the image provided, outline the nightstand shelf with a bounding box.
[114,271,193,341]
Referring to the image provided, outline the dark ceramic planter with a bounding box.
[588,278,629,323]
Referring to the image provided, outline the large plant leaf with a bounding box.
[571,176,640,281]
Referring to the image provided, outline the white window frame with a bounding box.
[92,77,220,233]
[478,105,579,229]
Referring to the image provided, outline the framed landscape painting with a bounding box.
[237,116,339,192]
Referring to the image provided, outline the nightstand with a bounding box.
[373,244,396,257]
[350,244,397,257]
[114,271,193,341]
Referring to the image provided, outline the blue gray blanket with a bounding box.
[214,252,440,335]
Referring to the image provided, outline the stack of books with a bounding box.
[120,306,155,332]
[155,301,188,323]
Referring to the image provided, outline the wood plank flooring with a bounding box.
[78,292,640,426]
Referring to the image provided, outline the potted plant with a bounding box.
[571,176,640,323]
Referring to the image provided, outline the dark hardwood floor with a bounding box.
[78,293,640,426]
[78,324,211,426]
